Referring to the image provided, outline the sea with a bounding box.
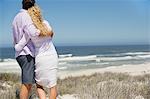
[0,45,150,72]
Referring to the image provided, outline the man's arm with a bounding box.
[15,24,40,52]
[15,33,30,51]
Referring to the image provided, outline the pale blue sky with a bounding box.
[0,0,150,47]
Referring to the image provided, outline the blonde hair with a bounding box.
[27,5,53,37]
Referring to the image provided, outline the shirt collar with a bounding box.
[20,9,27,12]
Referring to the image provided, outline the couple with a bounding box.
[12,0,58,99]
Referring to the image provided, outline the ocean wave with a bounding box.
[58,66,68,70]
[58,52,150,62]
[59,54,73,58]
[3,58,16,62]
[136,55,150,59]
[120,52,150,56]
[1,51,150,63]
[97,52,150,57]
[0,58,16,62]
[98,55,150,62]
[58,62,68,65]
[99,56,134,61]
[125,52,150,55]
[59,55,97,61]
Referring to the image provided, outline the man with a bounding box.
[12,0,36,98]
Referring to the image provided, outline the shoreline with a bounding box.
[58,62,150,79]
[1,61,150,79]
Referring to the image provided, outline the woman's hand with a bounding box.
[48,31,54,38]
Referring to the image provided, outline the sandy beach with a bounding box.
[1,60,150,78]
[1,61,150,99]
[57,62,150,99]
[58,62,150,99]
[1,61,150,77]
[58,62,150,79]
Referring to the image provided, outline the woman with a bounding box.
[15,1,58,99]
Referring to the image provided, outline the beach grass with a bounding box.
[0,72,150,99]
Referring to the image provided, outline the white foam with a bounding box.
[136,55,150,59]
[0,58,16,62]
[59,54,73,58]
[123,52,150,55]
[58,53,150,62]
[58,62,68,65]
[58,66,68,70]
[99,56,133,61]
[97,53,150,61]
[59,55,97,61]
[97,52,150,57]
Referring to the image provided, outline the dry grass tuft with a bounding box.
[57,72,150,99]
[1,72,150,99]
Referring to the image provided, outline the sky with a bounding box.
[0,0,150,47]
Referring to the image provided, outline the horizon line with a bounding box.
[0,44,150,48]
